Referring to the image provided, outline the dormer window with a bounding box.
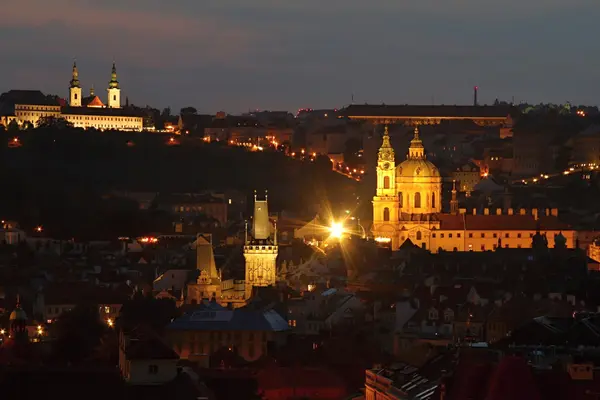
[444,309,454,323]
[429,308,439,320]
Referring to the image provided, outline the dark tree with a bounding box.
[180,107,197,115]
[52,305,106,363]
[118,294,181,333]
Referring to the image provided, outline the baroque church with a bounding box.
[0,61,143,131]
[372,126,576,252]
[186,191,278,307]
[61,61,143,131]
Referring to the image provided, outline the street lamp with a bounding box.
[329,222,344,239]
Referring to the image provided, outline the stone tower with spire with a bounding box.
[107,62,121,108]
[187,233,222,302]
[244,190,278,292]
[371,125,399,244]
[450,180,459,215]
[69,61,82,107]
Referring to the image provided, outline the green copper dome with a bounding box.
[70,61,80,88]
[108,62,119,89]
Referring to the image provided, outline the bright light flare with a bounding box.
[329,222,344,239]
[107,318,114,327]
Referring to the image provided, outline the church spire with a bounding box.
[252,190,270,241]
[378,125,394,162]
[70,60,80,88]
[108,62,119,89]
[450,180,459,215]
[408,126,425,160]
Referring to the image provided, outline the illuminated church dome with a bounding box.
[395,127,442,215]
[396,127,440,179]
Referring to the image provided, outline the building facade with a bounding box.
[372,126,576,252]
[0,61,143,131]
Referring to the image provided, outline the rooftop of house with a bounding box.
[124,328,180,361]
[370,349,458,400]
[167,306,289,332]
[340,104,514,118]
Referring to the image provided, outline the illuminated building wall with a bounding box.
[372,126,577,252]
[14,104,61,125]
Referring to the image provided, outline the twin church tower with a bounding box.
[68,61,121,109]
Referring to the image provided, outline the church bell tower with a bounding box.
[69,61,82,107]
[372,126,399,242]
[107,62,121,108]
[244,190,278,291]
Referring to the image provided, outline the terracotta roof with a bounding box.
[340,104,514,118]
[434,214,571,231]
[85,95,105,107]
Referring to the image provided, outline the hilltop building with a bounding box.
[186,191,278,307]
[0,61,143,131]
[372,126,576,251]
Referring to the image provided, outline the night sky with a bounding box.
[2,0,598,113]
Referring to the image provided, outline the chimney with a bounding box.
[473,86,478,106]
[532,209,538,221]
[484,208,489,215]
[520,208,526,215]
[508,208,514,215]
[496,208,502,215]
[472,209,477,215]
[551,208,558,217]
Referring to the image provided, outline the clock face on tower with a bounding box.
[382,162,390,170]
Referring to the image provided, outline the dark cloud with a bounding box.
[1,0,598,112]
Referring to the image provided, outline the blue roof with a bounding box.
[167,307,289,332]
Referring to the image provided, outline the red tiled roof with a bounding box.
[435,214,571,231]
[86,95,105,107]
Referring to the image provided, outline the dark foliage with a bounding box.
[118,294,181,333]
[0,126,356,240]
[51,306,106,363]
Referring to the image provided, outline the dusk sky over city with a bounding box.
[2,0,599,112]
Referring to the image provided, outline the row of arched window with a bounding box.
[381,193,436,221]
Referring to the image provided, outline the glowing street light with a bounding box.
[35,226,43,233]
[0,329,5,335]
[329,222,344,239]
[107,318,114,327]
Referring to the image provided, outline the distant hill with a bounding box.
[0,127,356,239]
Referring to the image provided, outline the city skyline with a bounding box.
[2,0,599,113]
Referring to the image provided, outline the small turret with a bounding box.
[450,180,459,215]
[9,295,27,339]
[408,126,425,160]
